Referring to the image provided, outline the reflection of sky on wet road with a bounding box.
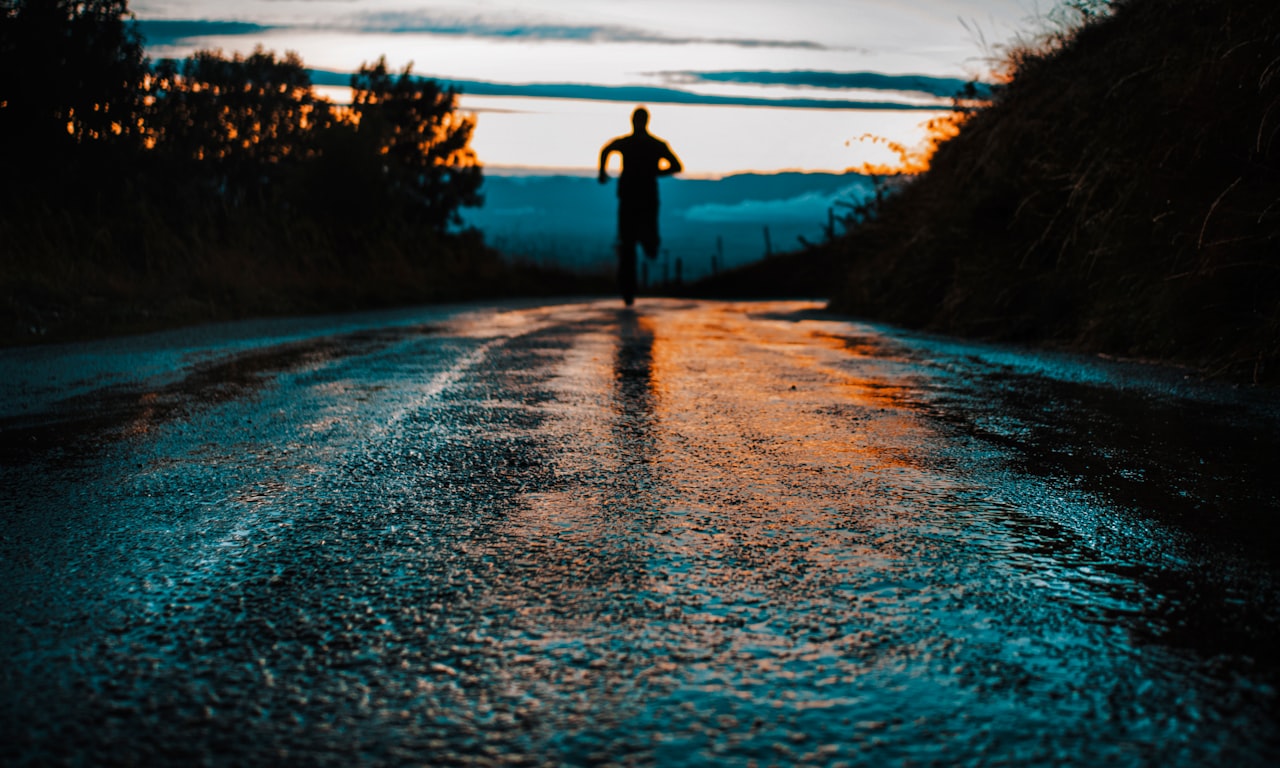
[2,299,1278,764]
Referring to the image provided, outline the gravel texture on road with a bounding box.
[3,299,1278,766]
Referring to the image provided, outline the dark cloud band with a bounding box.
[134,15,824,51]
[134,20,275,48]
[660,70,992,100]
[307,70,945,111]
[340,11,825,49]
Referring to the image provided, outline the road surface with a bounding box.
[2,299,1278,766]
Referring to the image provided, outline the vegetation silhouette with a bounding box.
[698,0,1278,383]
[349,57,483,233]
[598,107,683,306]
[838,0,1278,382]
[0,0,147,202]
[0,0,588,343]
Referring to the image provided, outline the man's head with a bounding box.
[631,107,650,132]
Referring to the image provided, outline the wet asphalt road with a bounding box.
[2,298,1279,766]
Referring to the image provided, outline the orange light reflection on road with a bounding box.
[457,300,973,724]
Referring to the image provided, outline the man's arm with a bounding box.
[598,139,619,183]
[659,142,683,177]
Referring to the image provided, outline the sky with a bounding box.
[130,0,1044,176]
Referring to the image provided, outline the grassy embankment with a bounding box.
[703,0,1279,382]
[0,192,602,344]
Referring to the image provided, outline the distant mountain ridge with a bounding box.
[465,171,874,281]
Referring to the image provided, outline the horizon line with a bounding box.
[483,165,873,180]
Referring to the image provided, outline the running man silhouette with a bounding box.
[598,107,683,306]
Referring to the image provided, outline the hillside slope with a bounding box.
[825,0,1279,381]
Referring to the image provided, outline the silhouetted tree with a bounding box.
[144,47,335,205]
[2,0,508,334]
[350,57,483,232]
[282,118,391,256]
[0,0,147,195]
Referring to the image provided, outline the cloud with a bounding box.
[341,10,826,49]
[306,70,945,111]
[660,70,992,100]
[683,182,874,224]
[133,20,275,48]
[134,12,825,51]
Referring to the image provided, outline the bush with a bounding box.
[827,0,1280,382]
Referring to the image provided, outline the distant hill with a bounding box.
[464,172,873,283]
[811,0,1279,382]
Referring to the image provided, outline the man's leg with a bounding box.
[641,200,661,260]
[617,239,637,306]
[640,235,660,261]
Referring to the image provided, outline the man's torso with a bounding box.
[613,133,669,201]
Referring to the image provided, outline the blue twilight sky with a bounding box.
[131,0,1045,176]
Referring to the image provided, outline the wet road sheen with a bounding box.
[2,299,1278,766]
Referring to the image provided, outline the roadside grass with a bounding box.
[822,0,1279,382]
[695,0,1278,383]
[1,201,601,345]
